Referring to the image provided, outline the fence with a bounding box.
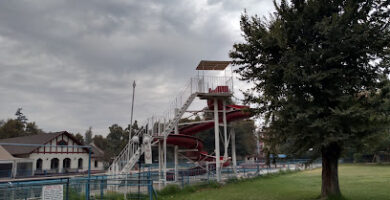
[0,174,157,200]
[0,159,320,200]
[153,159,322,188]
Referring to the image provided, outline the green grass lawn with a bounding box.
[159,164,390,200]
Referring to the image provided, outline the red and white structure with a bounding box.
[108,60,251,185]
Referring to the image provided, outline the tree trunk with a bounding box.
[321,142,341,198]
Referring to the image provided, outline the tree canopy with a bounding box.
[0,108,42,139]
[230,0,390,197]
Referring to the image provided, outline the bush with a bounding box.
[353,153,363,163]
[158,184,181,196]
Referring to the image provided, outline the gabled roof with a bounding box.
[0,145,20,161]
[0,131,88,156]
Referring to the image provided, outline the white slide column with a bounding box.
[214,98,221,182]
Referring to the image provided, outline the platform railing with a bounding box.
[161,75,233,124]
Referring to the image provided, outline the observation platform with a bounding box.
[196,60,233,100]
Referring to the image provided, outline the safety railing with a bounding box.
[109,75,234,175]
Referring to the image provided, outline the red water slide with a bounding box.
[165,104,251,162]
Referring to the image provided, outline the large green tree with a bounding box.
[230,0,390,198]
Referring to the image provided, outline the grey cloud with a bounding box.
[0,0,273,135]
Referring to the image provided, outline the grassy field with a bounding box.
[159,164,390,200]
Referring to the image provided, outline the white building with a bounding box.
[0,131,104,178]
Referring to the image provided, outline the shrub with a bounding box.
[158,184,181,196]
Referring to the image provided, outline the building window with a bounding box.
[36,159,43,170]
[50,158,59,170]
[57,140,68,146]
[78,158,83,169]
[63,158,71,169]
[94,160,98,168]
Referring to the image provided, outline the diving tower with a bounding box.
[107,60,249,188]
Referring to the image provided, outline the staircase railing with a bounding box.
[108,76,233,175]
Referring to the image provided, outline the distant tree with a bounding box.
[197,119,257,157]
[84,127,93,144]
[230,0,390,197]
[15,108,28,125]
[73,133,84,144]
[107,124,127,160]
[93,135,107,150]
[125,120,139,139]
[25,122,42,135]
[93,135,110,162]
[232,120,257,157]
[356,130,390,162]
[0,119,25,139]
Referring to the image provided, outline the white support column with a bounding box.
[12,161,17,178]
[174,109,179,182]
[213,98,221,182]
[163,134,167,185]
[222,99,228,160]
[158,120,162,181]
[231,128,237,175]
[158,142,162,179]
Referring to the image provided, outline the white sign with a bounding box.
[42,184,63,200]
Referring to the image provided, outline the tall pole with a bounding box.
[214,98,221,182]
[129,81,136,142]
[125,80,136,199]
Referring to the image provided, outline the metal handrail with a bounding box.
[109,75,234,175]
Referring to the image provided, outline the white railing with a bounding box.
[108,75,233,174]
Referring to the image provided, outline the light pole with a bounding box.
[129,81,136,142]
[125,80,136,199]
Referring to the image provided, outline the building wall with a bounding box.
[27,133,104,172]
[29,153,104,172]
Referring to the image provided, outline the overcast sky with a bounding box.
[0,0,274,136]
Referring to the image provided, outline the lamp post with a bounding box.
[129,81,136,142]
[125,80,136,199]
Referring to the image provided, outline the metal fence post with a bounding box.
[66,178,69,200]
[100,178,104,199]
[148,169,153,200]
[86,147,91,200]
[181,172,184,188]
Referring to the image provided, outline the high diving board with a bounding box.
[196,60,231,71]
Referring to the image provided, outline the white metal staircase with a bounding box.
[108,76,233,175]
[108,93,197,175]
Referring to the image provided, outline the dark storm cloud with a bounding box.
[0,0,273,135]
